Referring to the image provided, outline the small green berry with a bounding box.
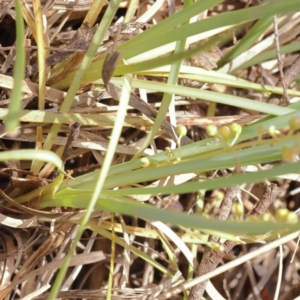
[232,202,244,216]
[140,157,150,168]
[286,212,298,224]
[176,125,187,137]
[206,125,218,137]
[214,191,224,202]
[275,208,289,220]
[230,123,242,135]
[268,125,279,138]
[282,146,299,162]
[218,126,231,141]
[208,242,224,251]
[289,117,300,131]
[260,212,272,222]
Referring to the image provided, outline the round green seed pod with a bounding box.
[275,208,289,220]
[289,117,300,131]
[232,202,244,216]
[286,212,298,224]
[219,126,231,141]
[176,125,187,137]
[215,191,224,202]
[260,212,272,222]
[268,125,277,137]
[282,146,298,162]
[206,125,218,137]
[140,157,150,168]
[208,242,224,251]
[230,123,242,134]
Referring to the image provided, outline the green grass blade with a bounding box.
[0,149,63,171]
[40,168,300,237]
[218,15,274,67]
[136,66,300,96]
[132,0,193,158]
[104,157,300,196]
[46,0,124,297]
[108,77,294,115]
[5,0,25,134]
[119,0,224,49]
[57,106,300,191]
[235,42,300,72]
[120,0,300,59]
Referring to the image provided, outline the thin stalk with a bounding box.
[46,1,124,298]
[5,0,25,134]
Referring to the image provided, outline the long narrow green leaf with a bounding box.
[120,0,224,48]
[137,66,300,96]
[104,160,300,196]
[235,42,300,72]
[132,0,193,158]
[57,104,300,190]
[218,16,274,67]
[0,149,63,171]
[108,78,294,115]
[40,162,300,237]
[5,0,25,134]
[63,136,296,190]
[119,0,300,59]
[47,0,123,297]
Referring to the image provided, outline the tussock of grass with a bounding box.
[0,0,300,299]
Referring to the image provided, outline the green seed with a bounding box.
[219,126,231,141]
[176,125,187,137]
[206,125,218,137]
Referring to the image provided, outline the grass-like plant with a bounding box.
[1,0,300,299]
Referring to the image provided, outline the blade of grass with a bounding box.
[48,0,105,84]
[137,65,300,96]
[57,104,300,190]
[0,107,153,127]
[30,0,122,175]
[47,62,130,299]
[107,77,295,115]
[102,159,300,197]
[218,15,274,67]
[32,0,46,111]
[40,159,300,237]
[124,0,139,22]
[51,27,234,89]
[119,0,300,59]
[19,0,37,41]
[4,0,25,134]
[0,149,64,171]
[32,0,47,172]
[132,0,193,158]
[67,134,296,190]
[120,0,224,48]
[235,42,300,72]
